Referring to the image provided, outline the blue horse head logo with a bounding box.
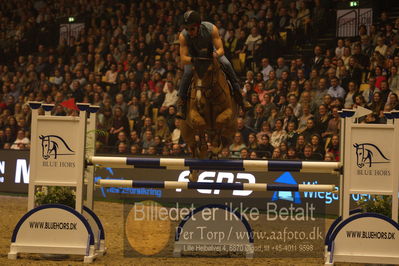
[353,143,390,168]
[39,135,75,160]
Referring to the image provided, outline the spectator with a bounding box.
[311,45,324,71]
[229,132,247,159]
[326,134,340,161]
[10,130,30,150]
[257,134,274,159]
[362,76,379,104]
[389,65,399,94]
[271,147,282,159]
[154,116,171,142]
[247,132,258,151]
[237,117,255,145]
[260,58,274,81]
[256,121,272,142]
[109,107,129,146]
[270,119,287,148]
[275,57,289,79]
[310,134,324,159]
[327,77,345,99]
[141,130,155,153]
[300,144,319,161]
[160,81,178,114]
[240,148,250,159]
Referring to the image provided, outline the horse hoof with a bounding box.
[188,171,198,182]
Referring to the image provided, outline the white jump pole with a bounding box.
[89,157,341,174]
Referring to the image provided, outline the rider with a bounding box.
[176,10,245,119]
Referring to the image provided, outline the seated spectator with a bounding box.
[297,104,313,133]
[285,146,299,160]
[310,133,325,159]
[249,151,258,159]
[247,132,258,152]
[141,129,155,153]
[219,147,231,159]
[109,107,129,145]
[279,142,288,158]
[374,65,387,89]
[344,81,360,109]
[300,143,321,161]
[256,121,272,142]
[154,116,171,143]
[314,104,330,134]
[130,144,140,155]
[229,132,247,159]
[237,117,255,145]
[171,143,184,157]
[388,65,399,94]
[282,105,298,130]
[271,147,282,159]
[324,152,336,161]
[325,134,340,161]
[327,77,345,99]
[301,118,319,142]
[159,81,178,114]
[322,107,341,139]
[116,142,128,154]
[114,131,129,150]
[10,129,30,150]
[286,121,298,147]
[270,119,287,148]
[240,148,250,159]
[367,91,384,116]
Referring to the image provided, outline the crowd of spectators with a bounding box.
[0,0,398,162]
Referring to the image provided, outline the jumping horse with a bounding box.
[180,53,238,180]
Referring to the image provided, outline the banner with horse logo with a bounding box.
[348,124,395,193]
[34,118,83,185]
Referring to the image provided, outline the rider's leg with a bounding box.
[218,55,241,93]
[218,55,246,108]
[176,64,193,119]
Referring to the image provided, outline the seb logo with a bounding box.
[177,170,255,196]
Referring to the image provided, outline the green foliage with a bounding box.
[35,186,75,208]
[357,195,392,217]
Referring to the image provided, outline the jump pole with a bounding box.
[96,179,336,192]
[89,157,341,174]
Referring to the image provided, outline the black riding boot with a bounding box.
[176,98,187,120]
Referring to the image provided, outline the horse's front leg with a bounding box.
[215,108,233,127]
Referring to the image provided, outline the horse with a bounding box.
[180,55,238,165]
[353,143,390,168]
[39,135,75,160]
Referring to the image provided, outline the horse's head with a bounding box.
[40,135,50,160]
[39,135,58,160]
[353,143,373,168]
[193,48,220,79]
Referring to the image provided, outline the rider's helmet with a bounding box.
[183,10,201,26]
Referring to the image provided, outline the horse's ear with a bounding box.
[39,135,44,140]
[353,143,358,148]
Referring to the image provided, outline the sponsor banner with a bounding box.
[0,150,29,193]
